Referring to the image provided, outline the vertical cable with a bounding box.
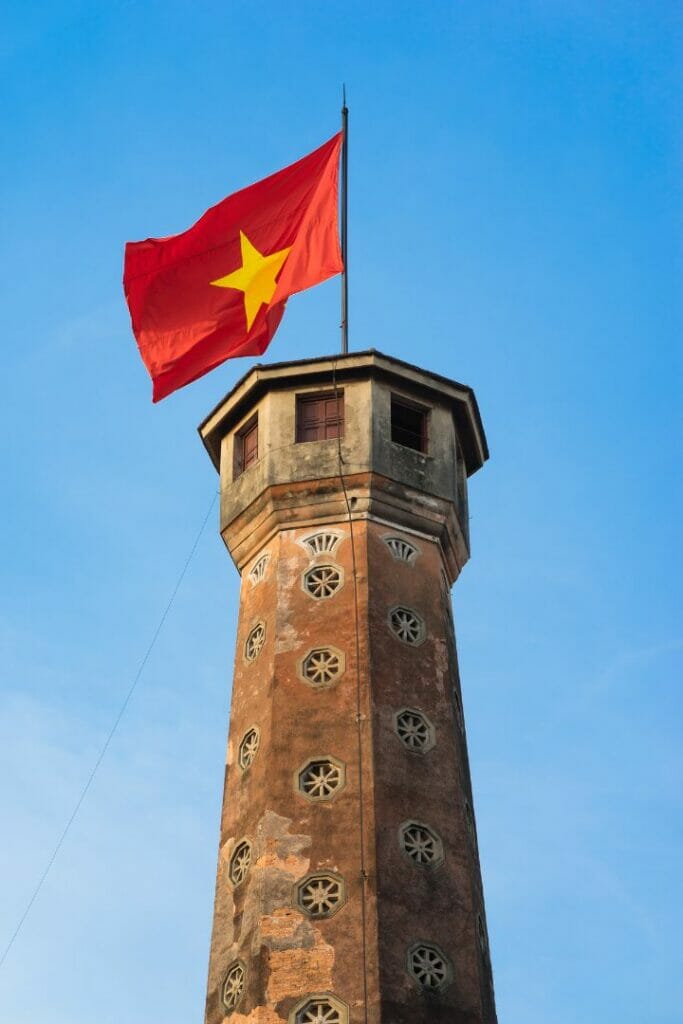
[0,490,219,973]
[332,359,369,1023]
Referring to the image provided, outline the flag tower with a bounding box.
[198,349,496,1024]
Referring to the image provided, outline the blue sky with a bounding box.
[1,2,681,1021]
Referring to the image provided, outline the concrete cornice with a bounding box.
[221,470,469,586]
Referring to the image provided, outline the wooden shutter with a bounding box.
[296,392,344,442]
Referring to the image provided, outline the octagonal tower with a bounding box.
[198,349,495,1024]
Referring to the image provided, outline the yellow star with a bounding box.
[210,230,291,330]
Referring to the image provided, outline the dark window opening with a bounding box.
[455,438,469,542]
[391,397,428,453]
[234,415,258,479]
[296,391,344,443]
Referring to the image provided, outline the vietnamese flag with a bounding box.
[124,133,343,401]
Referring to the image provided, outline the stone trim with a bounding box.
[392,706,436,753]
[302,563,344,601]
[237,725,260,771]
[298,646,346,688]
[289,994,349,1024]
[406,940,453,992]
[295,871,347,919]
[387,606,426,647]
[244,621,266,663]
[228,838,252,888]
[295,756,346,802]
[398,819,445,868]
[221,959,246,1012]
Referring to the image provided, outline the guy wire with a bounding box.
[0,489,219,973]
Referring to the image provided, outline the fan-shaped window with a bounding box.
[248,554,269,585]
[301,532,341,556]
[384,536,419,563]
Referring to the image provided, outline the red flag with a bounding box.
[124,134,343,401]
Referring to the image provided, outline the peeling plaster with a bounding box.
[274,622,300,654]
[208,811,339,1022]
[274,548,302,654]
[228,1008,283,1024]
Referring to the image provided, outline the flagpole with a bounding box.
[340,86,349,355]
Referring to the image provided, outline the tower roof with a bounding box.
[198,349,489,475]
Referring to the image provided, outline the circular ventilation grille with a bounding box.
[303,565,343,599]
[301,648,344,686]
[222,960,246,1011]
[407,942,452,991]
[388,606,425,646]
[293,996,348,1024]
[229,840,252,886]
[297,873,345,918]
[244,622,265,662]
[394,707,435,752]
[238,727,260,770]
[399,821,444,866]
[298,758,344,801]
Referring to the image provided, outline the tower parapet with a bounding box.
[199,349,494,1024]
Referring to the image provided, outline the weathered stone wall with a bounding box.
[200,352,495,1024]
[204,511,496,1024]
[205,520,380,1024]
[366,520,495,1023]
